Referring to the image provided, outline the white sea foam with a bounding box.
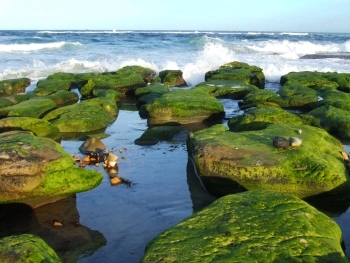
[280,32,309,36]
[0,41,82,53]
[247,40,346,59]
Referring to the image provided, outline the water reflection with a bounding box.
[0,195,106,263]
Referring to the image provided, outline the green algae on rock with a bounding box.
[0,98,57,119]
[0,234,62,263]
[141,190,348,263]
[157,70,187,87]
[228,107,303,132]
[205,61,265,89]
[43,97,117,133]
[145,86,225,125]
[0,131,103,205]
[47,90,79,107]
[0,78,31,97]
[0,117,61,141]
[187,123,350,199]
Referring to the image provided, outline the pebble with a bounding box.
[273,136,289,149]
[289,137,302,147]
[110,177,122,186]
[297,129,302,134]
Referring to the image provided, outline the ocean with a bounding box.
[1,30,350,263]
[1,30,350,86]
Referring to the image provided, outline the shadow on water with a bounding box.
[0,196,106,263]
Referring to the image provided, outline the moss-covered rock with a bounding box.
[4,92,37,105]
[145,87,225,125]
[277,83,319,109]
[34,79,73,96]
[158,70,187,87]
[0,98,56,118]
[134,126,182,145]
[136,83,170,108]
[195,81,259,100]
[0,131,103,204]
[238,89,285,110]
[187,123,350,199]
[228,107,303,132]
[0,234,62,263]
[43,97,117,133]
[0,78,31,97]
[0,117,61,140]
[0,98,14,109]
[47,90,79,107]
[280,71,350,93]
[141,190,347,263]
[308,105,350,139]
[205,61,265,89]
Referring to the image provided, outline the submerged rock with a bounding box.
[187,123,350,199]
[134,126,182,146]
[141,190,347,263]
[0,234,62,263]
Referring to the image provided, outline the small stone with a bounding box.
[289,137,302,147]
[53,221,63,227]
[79,162,86,168]
[297,129,302,134]
[82,155,90,164]
[110,177,122,186]
[119,149,123,153]
[341,151,349,161]
[74,157,81,162]
[95,163,100,167]
[273,136,289,149]
[105,152,118,168]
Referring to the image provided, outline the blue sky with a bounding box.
[1,0,350,32]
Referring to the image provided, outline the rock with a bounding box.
[79,137,106,155]
[273,136,290,149]
[42,97,117,134]
[145,86,225,125]
[0,117,61,141]
[187,123,350,199]
[110,177,122,186]
[0,98,57,118]
[289,137,302,147]
[104,152,118,168]
[158,70,187,87]
[34,79,73,96]
[228,107,303,132]
[196,80,259,100]
[141,190,347,263]
[238,89,284,110]
[0,234,62,262]
[308,105,350,139]
[0,78,31,97]
[205,61,265,89]
[0,131,103,206]
[47,90,79,107]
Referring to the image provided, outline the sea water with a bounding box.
[1,30,350,262]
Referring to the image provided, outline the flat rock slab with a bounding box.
[141,190,348,263]
[187,123,350,199]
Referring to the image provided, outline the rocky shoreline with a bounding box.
[1,62,350,262]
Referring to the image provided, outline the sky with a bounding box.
[1,0,350,33]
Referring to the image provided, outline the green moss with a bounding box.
[228,107,303,132]
[0,78,31,97]
[43,98,116,133]
[308,105,350,139]
[187,123,349,199]
[47,90,79,107]
[0,234,62,263]
[277,83,319,109]
[135,83,169,98]
[0,117,61,140]
[158,70,187,87]
[0,98,56,118]
[146,87,224,125]
[205,61,265,89]
[142,190,347,263]
[0,98,14,109]
[34,79,72,96]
